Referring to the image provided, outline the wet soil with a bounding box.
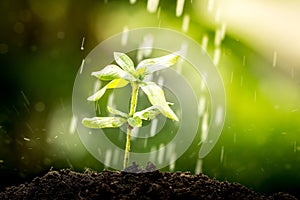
[0,163,297,200]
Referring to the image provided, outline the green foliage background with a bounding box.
[0,0,299,197]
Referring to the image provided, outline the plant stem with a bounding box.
[123,82,139,169]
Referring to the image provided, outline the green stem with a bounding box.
[123,82,139,169]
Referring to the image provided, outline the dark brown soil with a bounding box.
[0,163,297,200]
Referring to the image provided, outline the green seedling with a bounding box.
[82,52,180,169]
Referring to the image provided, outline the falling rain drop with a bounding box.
[149,146,157,162]
[26,123,34,133]
[207,0,214,12]
[215,7,221,23]
[240,75,244,87]
[150,118,158,137]
[69,115,77,134]
[80,37,85,51]
[197,96,206,117]
[121,26,129,46]
[215,106,224,126]
[195,159,203,174]
[213,47,221,66]
[130,0,136,4]
[201,112,209,142]
[294,141,297,153]
[147,0,159,13]
[233,132,236,144]
[112,149,120,165]
[254,90,257,103]
[24,137,31,142]
[21,90,30,105]
[80,59,85,74]
[169,154,176,171]
[137,34,154,62]
[242,56,246,66]
[176,0,185,17]
[182,14,190,33]
[272,51,277,67]
[201,34,209,51]
[230,71,234,84]
[157,143,165,164]
[104,149,112,167]
[214,29,222,47]
[220,145,224,164]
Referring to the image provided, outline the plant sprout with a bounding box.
[82,52,180,169]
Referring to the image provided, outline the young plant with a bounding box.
[82,52,180,169]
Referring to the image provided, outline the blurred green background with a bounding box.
[1,0,300,197]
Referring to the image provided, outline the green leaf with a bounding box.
[127,116,142,128]
[82,117,126,128]
[91,64,127,81]
[107,106,128,118]
[106,78,129,89]
[87,78,129,101]
[87,85,108,101]
[114,52,135,75]
[136,53,180,75]
[141,82,179,121]
[134,105,162,120]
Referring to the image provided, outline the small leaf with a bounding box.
[136,53,180,75]
[107,106,128,118]
[87,85,108,101]
[107,78,129,89]
[114,52,135,75]
[82,117,126,128]
[141,82,179,121]
[127,116,142,128]
[91,64,127,81]
[134,105,162,120]
[87,79,129,101]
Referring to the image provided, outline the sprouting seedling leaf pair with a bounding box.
[82,51,180,169]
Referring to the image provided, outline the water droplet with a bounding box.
[176,0,185,17]
[80,37,85,50]
[57,31,65,39]
[182,14,190,32]
[34,101,45,112]
[130,0,136,4]
[0,43,8,54]
[24,137,30,142]
[147,0,159,13]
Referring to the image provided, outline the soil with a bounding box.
[0,162,297,200]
